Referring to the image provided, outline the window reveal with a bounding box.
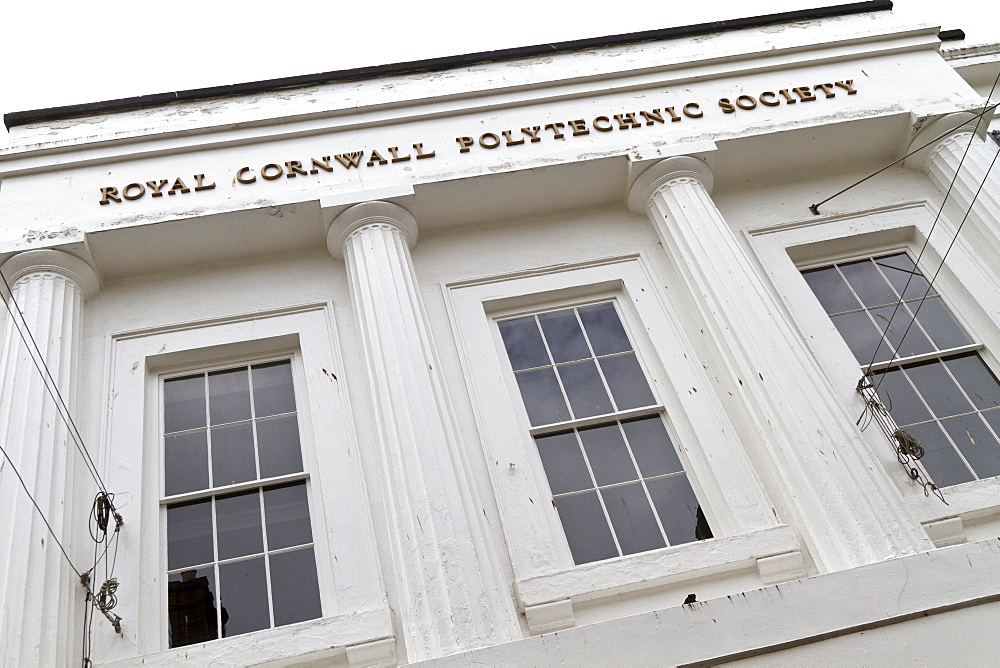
[163,360,322,647]
[802,253,1000,488]
[498,302,711,565]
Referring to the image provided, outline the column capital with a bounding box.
[326,200,418,260]
[904,111,981,173]
[1,249,100,299]
[627,156,714,214]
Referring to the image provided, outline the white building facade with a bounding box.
[1,3,999,665]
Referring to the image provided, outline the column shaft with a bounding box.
[633,159,931,572]
[339,212,511,661]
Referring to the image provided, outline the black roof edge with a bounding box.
[938,29,966,42]
[5,0,893,130]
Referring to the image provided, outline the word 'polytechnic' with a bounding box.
[98,79,857,205]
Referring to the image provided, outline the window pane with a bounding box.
[869,304,934,359]
[578,303,632,355]
[208,368,252,426]
[621,416,683,477]
[601,482,666,555]
[946,354,1000,410]
[218,557,270,637]
[578,423,638,486]
[558,360,613,418]
[167,500,214,570]
[873,369,932,427]
[216,491,264,561]
[257,415,304,478]
[538,310,591,363]
[270,548,322,627]
[839,259,897,308]
[904,422,974,488]
[831,310,884,364]
[252,361,296,418]
[263,482,313,550]
[646,474,703,547]
[169,568,219,647]
[534,431,593,495]
[802,266,860,315]
[211,422,256,488]
[914,297,971,350]
[874,254,935,301]
[939,414,1000,480]
[514,367,570,426]
[554,491,618,564]
[165,430,209,496]
[164,375,206,433]
[600,353,656,410]
[499,317,551,371]
[903,362,974,418]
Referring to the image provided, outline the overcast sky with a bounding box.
[0,1,995,148]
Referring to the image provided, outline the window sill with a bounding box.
[515,524,802,613]
[102,607,393,667]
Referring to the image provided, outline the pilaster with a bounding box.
[628,157,932,573]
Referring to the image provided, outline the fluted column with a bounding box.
[919,117,1000,272]
[629,157,932,573]
[0,250,99,667]
[328,202,512,661]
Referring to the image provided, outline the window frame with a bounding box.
[99,302,392,664]
[158,354,323,646]
[747,200,1000,530]
[444,254,796,615]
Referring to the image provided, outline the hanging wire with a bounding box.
[0,271,110,496]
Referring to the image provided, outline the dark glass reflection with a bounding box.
[498,317,550,371]
[165,431,209,496]
[257,415,304,478]
[600,353,656,410]
[875,368,932,427]
[270,548,322,626]
[903,362,973,418]
[514,367,569,426]
[263,482,313,550]
[578,303,632,356]
[904,422,975,488]
[875,254,935,301]
[554,491,618,564]
[646,474,704,546]
[839,259,897,308]
[802,266,860,315]
[167,500,214,570]
[169,568,221,647]
[252,361,296,418]
[578,423,637,486]
[946,354,1000,410]
[915,297,971,350]
[621,416,683,477]
[601,483,665,555]
[218,557,270,636]
[939,414,1000,480]
[211,422,256,487]
[164,375,206,434]
[208,368,252,426]
[558,360,612,418]
[216,491,264,561]
[538,310,590,363]
[534,431,593,495]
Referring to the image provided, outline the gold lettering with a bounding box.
[663,107,681,122]
[167,177,191,194]
[683,103,703,119]
[123,183,145,200]
[614,113,641,130]
[814,83,835,98]
[735,95,757,110]
[334,152,365,168]
[479,133,501,149]
[367,149,389,166]
[99,186,121,205]
[718,98,736,114]
[544,123,566,139]
[456,136,475,152]
[261,164,283,180]
[146,179,169,197]
[835,80,857,94]
[778,89,796,104]
[414,143,435,159]
[759,91,780,107]
[310,157,333,174]
[567,119,589,136]
[792,86,816,102]
[194,174,216,191]
[521,126,542,142]
[639,109,664,125]
[387,146,411,163]
[593,116,613,132]
[236,167,257,184]
[284,161,306,178]
[501,130,525,146]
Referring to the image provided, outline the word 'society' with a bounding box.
[98,79,858,205]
